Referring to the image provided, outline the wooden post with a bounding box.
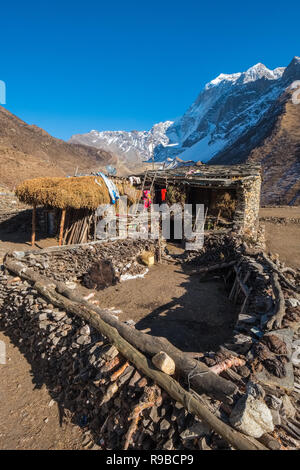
[31,205,36,246]
[94,211,97,241]
[58,209,66,246]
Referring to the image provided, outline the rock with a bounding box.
[163,439,174,450]
[65,281,77,290]
[281,395,296,419]
[266,395,282,410]
[52,311,66,321]
[149,407,160,423]
[80,325,90,336]
[76,335,91,345]
[287,298,300,308]
[38,313,48,321]
[180,421,211,440]
[160,419,171,432]
[52,337,60,346]
[246,381,265,399]
[152,351,175,375]
[229,395,274,438]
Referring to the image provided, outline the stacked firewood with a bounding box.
[21,239,162,283]
[0,270,233,450]
[1,233,300,450]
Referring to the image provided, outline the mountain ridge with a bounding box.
[0,106,125,188]
[69,56,300,204]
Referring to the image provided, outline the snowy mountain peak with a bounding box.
[69,121,173,162]
[69,57,299,166]
[243,62,285,82]
[204,62,285,90]
[205,72,241,89]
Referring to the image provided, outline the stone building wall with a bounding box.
[234,175,262,239]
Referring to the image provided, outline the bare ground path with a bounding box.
[0,330,85,450]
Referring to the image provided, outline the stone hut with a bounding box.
[135,163,262,239]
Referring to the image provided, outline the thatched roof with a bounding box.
[15,176,140,210]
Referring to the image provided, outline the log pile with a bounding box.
[0,268,261,450]
[17,238,163,284]
[1,233,300,450]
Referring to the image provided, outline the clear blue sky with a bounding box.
[1,0,299,140]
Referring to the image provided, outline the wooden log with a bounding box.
[261,253,300,293]
[152,351,175,375]
[3,262,266,450]
[57,287,238,404]
[31,204,36,246]
[266,273,286,330]
[258,433,281,450]
[4,258,238,404]
[58,209,66,246]
[41,286,267,449]
[190,260,236,275]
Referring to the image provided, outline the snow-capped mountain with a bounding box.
[154,58,300,162]
[70,57,300,168]
[69,121,173,162]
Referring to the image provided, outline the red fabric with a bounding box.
[143,190,152,208]
[161,188,167,201]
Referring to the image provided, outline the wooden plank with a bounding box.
[58,209,66,246]
[31,204,36,246]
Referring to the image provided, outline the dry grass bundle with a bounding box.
[15,176,141,210]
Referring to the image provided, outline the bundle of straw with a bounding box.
[16,176,141,210]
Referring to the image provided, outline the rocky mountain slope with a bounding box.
[70,57,300,205]
[0,106,121,189]
[70,121,173,162]
[248,93,300,205]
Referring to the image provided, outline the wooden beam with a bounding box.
[58,209,66,246]
[31,204,36,246]
[4,259,237,404]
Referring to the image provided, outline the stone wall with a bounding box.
[234,175,262,239]
[1,234,299,450]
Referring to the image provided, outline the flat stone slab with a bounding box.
[255,328,294,392]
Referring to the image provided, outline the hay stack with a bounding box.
[15,176,141,210]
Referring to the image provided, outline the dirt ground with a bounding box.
[0,331,87,450]
[0,233,58,263]
[259,207,300,269]
[93,263,238,352]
